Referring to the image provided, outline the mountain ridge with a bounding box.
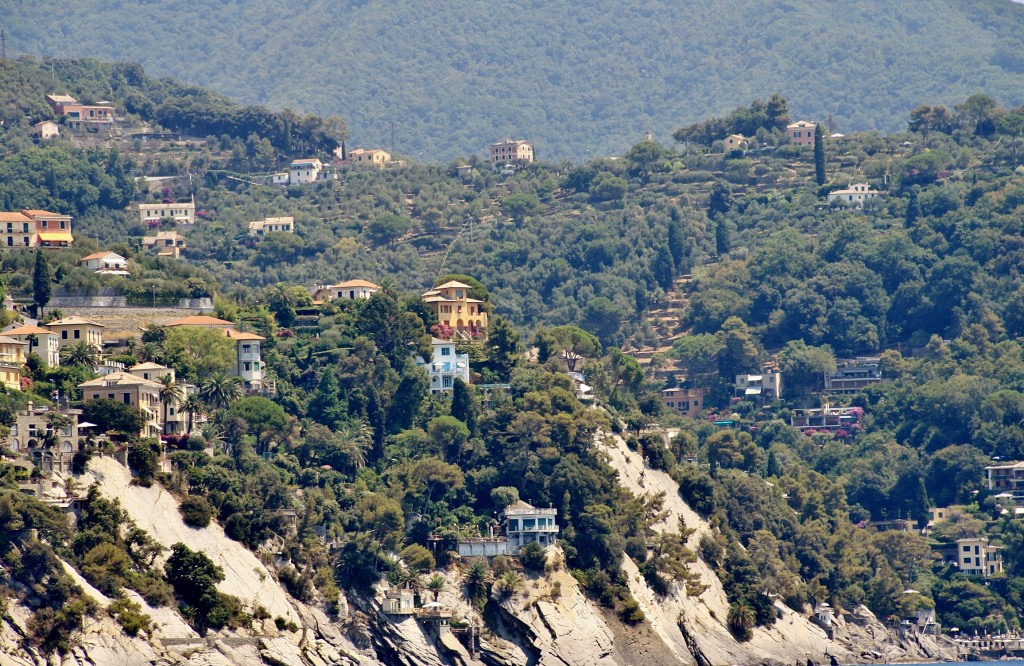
[5,0,1024,160]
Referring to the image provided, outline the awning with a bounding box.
[745,387,762,395]
[37,232,73,242]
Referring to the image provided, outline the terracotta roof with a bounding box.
[46,316,104,328]
[23,210,67,218]
[332,279,380,289]
[4,324,57,337]
[130,362,170,371]
[0,212,30,222]
[165,315,234,327]
[0,336,27,346]
[79,371,162,389]
[224,330,265,341]
[47,94,78,104]
[434,280,474,290]
[80,251,117,261]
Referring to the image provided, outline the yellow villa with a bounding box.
[421,280,488,340]
[0,336,27,391]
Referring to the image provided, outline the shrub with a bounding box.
[517,542,547,573]
[618,597,645,625]
[179,496,214,528]
[108,596,151,637]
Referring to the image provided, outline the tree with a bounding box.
[537,325,602,372]
[490,486,520,509]
[181,393,205,434]
[518,541,547,572]
[450,379,478,435]
[227,396,289,453]
[485,316,522,379]
[624,140,670,184]
[667,218,687,271]
[157,375,184,435]
[908,104,953,135]
[500,193,541,226]
[904,187,922,227]
[715,218,731,255]
[83,399,146,437]
[60,341,100,369]
[199,373,243,411]
[33,251,51,315]
[707,182,731,220]
[583,296,626,344]
[727,602,756,641]
[163,328,236,379]
[426,573,446,601]
[813,123,826,186]
[180,496,214,528]
[366,213,412,248]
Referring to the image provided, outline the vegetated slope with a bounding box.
[5,0,1024,159]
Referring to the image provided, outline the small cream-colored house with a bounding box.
[312,279,380,302]
[347,148,391,169]
[33,121,60,140]
[45,316,104,351]
[138,202,195,226]
[248,217,295,237]
[3,324,61,367]
[80,251,129,274]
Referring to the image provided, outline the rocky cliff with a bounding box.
[0,449,957,666]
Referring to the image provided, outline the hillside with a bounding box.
[4,0,1024,159]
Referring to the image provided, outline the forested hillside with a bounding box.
[4,57,1024,661]
[5,0,1024,159]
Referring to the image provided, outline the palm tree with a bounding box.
[157,375,184,435]
[336,420,372,471]
[426,573,446,601]
[60,341,100,369]
[377,277,399,299]
[496,570,522,597]
[464,561,491,601]
[726,602,756,641]
[181,393,205,435]
[199,373,242,411]
[199,423,225,453]
[138,342,164,363]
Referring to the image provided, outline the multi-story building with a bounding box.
[138,201,196,226]
[735,371,782,399]
[0,336,27,391]
[141,230,187,258]
[312,279,380,302]
[0,210,74,249]
[347,148,391,168]
[790,406,862,431]
[490,139,534,167]
[5,402,83,474]
[661,387,705,418]
[127,362,200,435]
[3,324,60,367]
[226,330,266,392]
[956,537,1003,577]
[503,500,558,553]
[787,121,817,147]
[824,357,883,393]
[79,372,163,438]
[45,316,104,352]
[421,280,488,340]
[986,461,1024,499]
[722,134,749,152]
[46,94,115,131]
[416,337,470,394]
[248,217,295,238]
[288,158,323,185]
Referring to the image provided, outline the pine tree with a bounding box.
[450,378,478,436]
[813,123,826,186]
[32,251,51,316]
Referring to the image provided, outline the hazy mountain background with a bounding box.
[4,0,1024,160]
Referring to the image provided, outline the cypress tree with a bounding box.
[813,123,826,186]
[32,251,51,315]
[905,187,922,227]
[715,219,732,256]
[451,378,478,436]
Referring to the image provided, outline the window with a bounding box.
[10,425,17,436]
[61,330,68,340]
[244,362,251,371]
[242,344,251,354]
[73,330,81,339]
[123,393,131,404]
[441,347,451,356]
[963,545,971,552]
[442,376,453,388]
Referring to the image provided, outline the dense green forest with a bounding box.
[5,1,1024,159]
[5,57,1024,654]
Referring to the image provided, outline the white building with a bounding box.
[272,172,289,186]
[45,316,104,352]
[3,323,60,367]
[503,500,558,553]
[288,158,323,185]
[138,201,196,226]
[33,121,60,140]
[735,370,781,399]
[312,279,380,302]
[827,183,884,207]
[416,337,470,394]
[79,251,129,274]
[956,537,1003,577]
[227,329,266,392]
[248,216,295,238]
